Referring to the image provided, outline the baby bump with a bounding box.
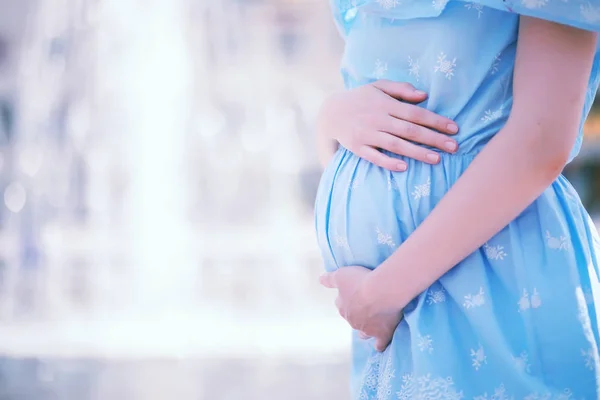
[314,147,474,272]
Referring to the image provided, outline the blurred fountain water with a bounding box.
[104,0,196,316]
[0,0,350,360]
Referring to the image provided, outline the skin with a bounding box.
[316,80,459,172]
[320,16,598,352]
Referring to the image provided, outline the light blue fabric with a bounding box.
[314,1,600,399]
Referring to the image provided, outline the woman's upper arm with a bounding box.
[509,17,598,160]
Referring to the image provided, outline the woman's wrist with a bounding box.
[363,264,411,313]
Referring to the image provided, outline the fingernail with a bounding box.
[415,90,427,96]
[426,153,440,163]
[396,163,407,171]
[446,123,458,133]
[445,141,457,152]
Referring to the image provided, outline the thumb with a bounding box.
[372,79,427,103]
[319,272,338,289]
[375,336,392,353]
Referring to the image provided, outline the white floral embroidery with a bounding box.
[412,178,431,200]
[396,374,464,400]
[555,390,574,400]
[583,286,594,305]
[358,353,381,399]
[518,289,531,312]
[474,384,512,400]
[470,344,487,371]
[577,289,594,335]
[465,2,484,17]
[490,53,501,75]
[575,287,600,385]
[333,233,350,250]
[492,385,512,400]
[483,242,507,260]
[434,52,457,80]
[581,3,600,23]
[376,227,396,248]
[427,288,447,305]
[518,288,542,312]
[530,288,542,308]
[582,348,596,370]
[417,335,434,354]
[463,287,485,309]
[482,106,504,123]
[521,0,548,8]
[546,230,569,251]
[376,0,401,9]
[376,351,395,400]
[513,351,531,373]
[373,59,388,80]
[408,56,420,81]
[432,0,450,11]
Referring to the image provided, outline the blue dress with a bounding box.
[314,1,600,399]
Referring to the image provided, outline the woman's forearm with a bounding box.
[368,119,570,309]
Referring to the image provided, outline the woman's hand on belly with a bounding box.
[317,80,459,171]
[320,266,404,352]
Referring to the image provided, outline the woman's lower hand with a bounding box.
[319,266,404,352]
[317,80,459,172]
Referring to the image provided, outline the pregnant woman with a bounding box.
[314,1,600,399]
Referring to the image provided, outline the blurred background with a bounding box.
[0,0,600,399]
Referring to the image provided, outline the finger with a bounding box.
[358,331,371,340]
[380,118,458,155]
[371,80,428,104]
[386,98,459,136]
[319,272,337,289]
[369,133,441,165]
[357,145,408,172]
[375,335,393,352]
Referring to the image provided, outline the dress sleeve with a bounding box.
[474,0,600,32]
[330,0,600,37]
